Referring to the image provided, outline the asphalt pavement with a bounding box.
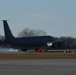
[0,59,76,75]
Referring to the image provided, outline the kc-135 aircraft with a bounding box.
[2,20,62,52]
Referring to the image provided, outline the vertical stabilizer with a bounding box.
[2,20,14,39]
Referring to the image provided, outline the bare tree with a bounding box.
[56,36,76,49]
[18,28,47,37]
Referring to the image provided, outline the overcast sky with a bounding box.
[0,0,76,37]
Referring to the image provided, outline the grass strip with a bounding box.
[0,52,76,59]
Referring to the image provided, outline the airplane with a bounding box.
[1,20,59,52]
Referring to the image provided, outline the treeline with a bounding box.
[55,36,76,49]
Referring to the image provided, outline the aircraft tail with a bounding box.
[2,20,14,39]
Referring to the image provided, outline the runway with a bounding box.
[0,59,76,75]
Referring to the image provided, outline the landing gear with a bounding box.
[45,49,48,52]
[21,49,27,52]
[35,48,41,52]
[35,48,47,52]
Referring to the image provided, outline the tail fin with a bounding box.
[2,20,14,39]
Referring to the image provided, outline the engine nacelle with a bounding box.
[47,42,53,46]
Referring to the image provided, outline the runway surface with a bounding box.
[0,59,76,75]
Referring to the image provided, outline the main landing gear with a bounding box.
[21,49,27,52]
[36,48,47,52]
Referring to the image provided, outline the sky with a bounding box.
[0,0,76,37]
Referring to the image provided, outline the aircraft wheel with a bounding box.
[45,49,48,52]
[35,48,41,52]
[35,49,38,52]
[21,49,27,52]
